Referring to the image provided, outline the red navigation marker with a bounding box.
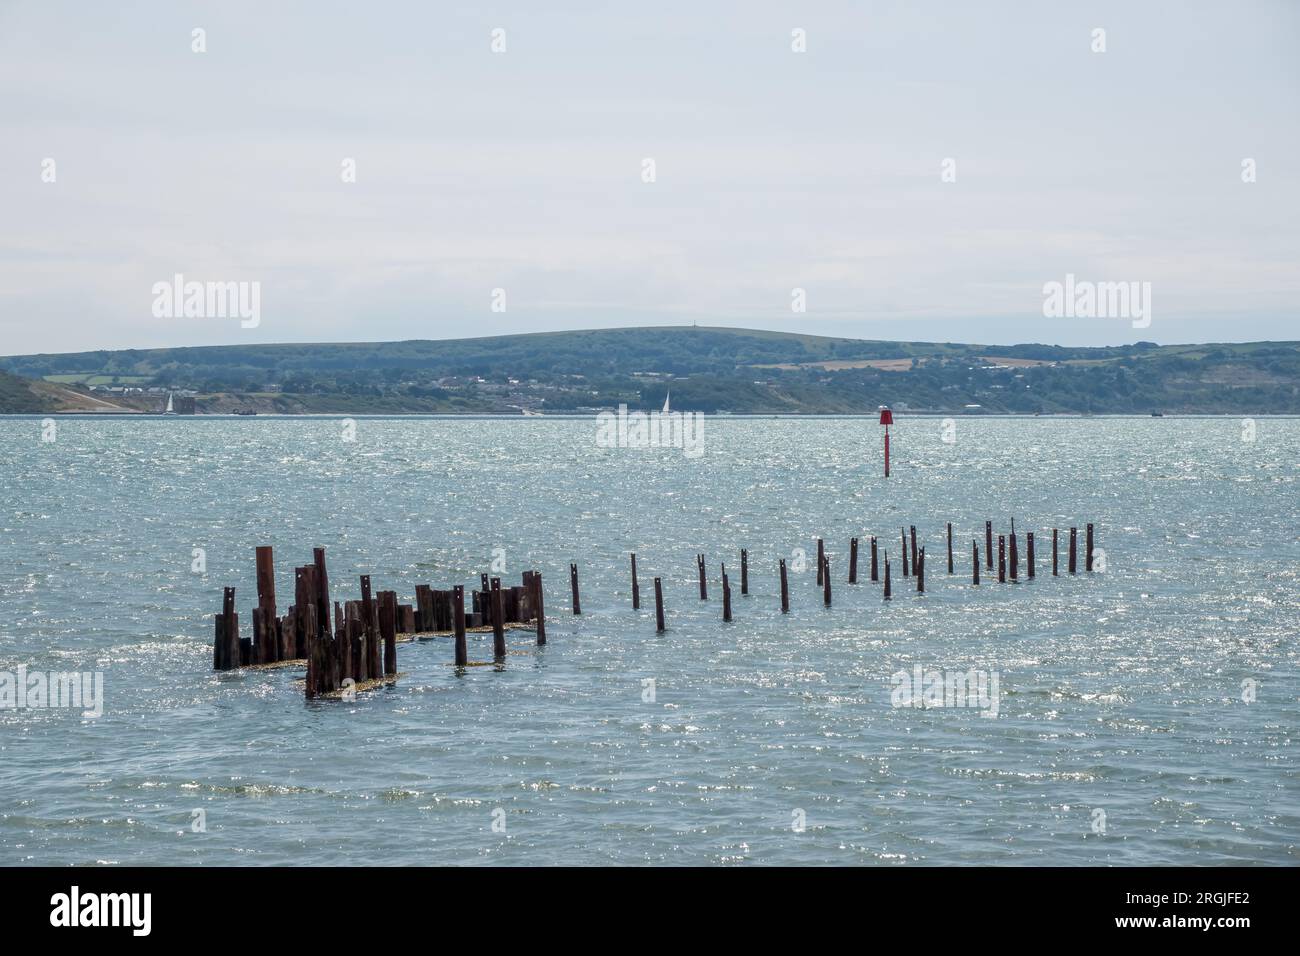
[879,405,894,477]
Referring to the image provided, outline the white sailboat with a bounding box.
[164,391,176,415]
[662,391,670,413]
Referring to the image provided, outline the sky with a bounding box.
[1,0,1297,355]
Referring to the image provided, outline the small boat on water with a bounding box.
[163,392,177,415]
[1151,411,1164,417]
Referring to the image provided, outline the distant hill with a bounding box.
[2,326,1297,414]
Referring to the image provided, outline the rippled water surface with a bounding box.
[0,416,1296,865]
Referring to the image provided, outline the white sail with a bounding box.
[164,392,174,414]
[662,391,670,413]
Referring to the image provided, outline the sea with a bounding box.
[0,415,1295,865]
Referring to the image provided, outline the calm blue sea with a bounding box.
[0,416,1295,865]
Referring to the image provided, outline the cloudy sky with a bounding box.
[1,0,1296,354]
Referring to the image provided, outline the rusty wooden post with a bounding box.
[630,553,640,609]
[492,578,506,659]
[741,548,749,595]
[1009,521,1019,582]
[697,554,708,600]
[533,571,546,645]
[916,547,925,593]
[449,584,466,665]
[910,526,918,575]
[570,562,581,614]
[986,521,993,569]
[1053,528,1059,576]
[816,538,824,586]
[972,541,980,585]
[1027,532,1035,579]
[220,586,239,670]
[1086,523,1095,572]
[779,558,789,613]
[1069,527,1077,574]
[870,536,878,581]
[998,536,1006,583]
[822,555,831,606]
[255,546,278,662]
[654,577,665,632]
[900,528,909,577]
[360,573,380,676]
[313,547,331,638]
[380,591,397,677]
[848,537,858,584]
[883,554,892,600]
[947,523,953,574]
[722,566,732,622]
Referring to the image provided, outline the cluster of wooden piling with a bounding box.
[213,546,547,699]
[214,521,1096,699]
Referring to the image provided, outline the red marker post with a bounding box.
[879,405,894,477]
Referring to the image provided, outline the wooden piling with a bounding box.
[947,523,953,574]
[822,555,831,606]
[654,577,665,632]
[849,537,858,584]
[1086,523,1095,572]
[1026,532,1035,579]
[779,558,790,613]
[1069,527,1077,574]
[1009,522,1019,582]
[884,555,892,600]
[532,571,546,644]
[998,536,1006,583]
[313,547,331,638]
[722,567,732,622]
[986,521,993,570]
[901,529,909,577]
[816,538,824,586]
[870,536,878,582]
[741,548,749,595]
[570,562,581,614]
[697,554,708,601]
[972,541,980,585]
[630,553,640,610]
[910,526,918,574]
[1053,528,1059,576]
[255,545,278,662]
[453,584,467,666]
[379,590,397,677]
[492,578,506,659]
[916,547,925,593]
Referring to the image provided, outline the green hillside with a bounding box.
[2,327,1297,415]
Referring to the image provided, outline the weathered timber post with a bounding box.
[1009,522,1019,582]
[779,558,790,613]
[1086,523,1095,572]
[986,521,994,570]
[1069,527,1077,574]
[870,536,878,582]
[822,555,831,607]
[722,567,732,622]
[533,571,546,645]
[947,523,954,574]
[255,546,278,662]
[654,577,665,632]
[916,547,925,593]
[570,562,581,614]
[901,528,910,577]
[1053,528,1059,576]
[817,538,825,586]
[453,585,467,665]
[972,541,980,585]
[998,536,1006,583]
[697,554,708,600]
[313,547,331,638]
[883,555,892,600]
[492,578,506,660]
[740,549,749,595]
[630,553,640,609]
[849,537,858,584]
[380,590,397,677]
[1027,532,1035,579]
[910,526,918,575]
